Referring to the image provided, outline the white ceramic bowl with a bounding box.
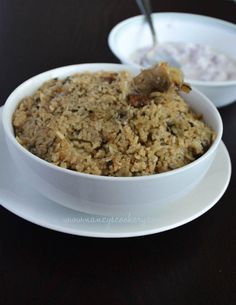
[108,13,236,108]
[2,63,222,216]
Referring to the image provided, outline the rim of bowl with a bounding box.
[2,63,223,181]
[108,12,236,87]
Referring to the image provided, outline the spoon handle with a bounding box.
[136,0,157,45]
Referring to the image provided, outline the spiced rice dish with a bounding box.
[13,63,216,176]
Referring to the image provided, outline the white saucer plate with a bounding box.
[0,107,231,238]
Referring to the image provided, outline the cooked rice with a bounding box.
[13,64,215,176]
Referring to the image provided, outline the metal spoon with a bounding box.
[136,0,180,68]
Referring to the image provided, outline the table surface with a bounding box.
[0,1,236,304]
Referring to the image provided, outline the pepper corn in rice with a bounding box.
[13,63,216,176]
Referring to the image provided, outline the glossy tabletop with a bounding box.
[0,1,236,304]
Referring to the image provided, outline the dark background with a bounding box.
[0,1,236,304]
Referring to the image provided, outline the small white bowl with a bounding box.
[108,12,236,108]
[2,63,222,216]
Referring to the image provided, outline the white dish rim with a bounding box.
[0,141,231,238]
[0,103,232,238]
[108,12,236,87]
[2,62,223,181]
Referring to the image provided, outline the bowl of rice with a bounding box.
[2,63,222,216]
